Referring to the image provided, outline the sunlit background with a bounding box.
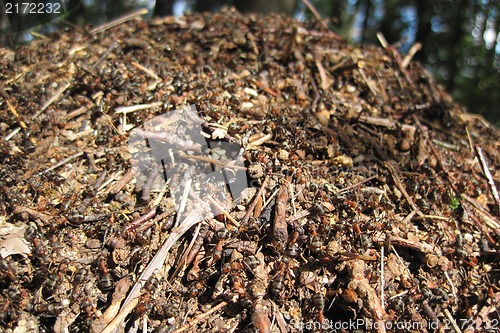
[1,0,498,125]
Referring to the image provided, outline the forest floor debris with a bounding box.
[0,8,499,333]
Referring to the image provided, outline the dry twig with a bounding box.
[207,196,240,227]
[271,181,289,251]
[89,8,148,34]
[475,145,500,213]
[32,81,71,120]
[242,175,269,224]
[173,301,228,333]
[107,208,206,328]
[109,168,135,195]
[373,233,436,254]
[301,0,329,31]
[38,152,84,175]
[384,161,424,217]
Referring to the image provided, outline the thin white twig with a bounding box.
[444,271,457,301]
[39,152,84,175]
[248,133,272,148]
[89,8,148,34]
[131,62,161,81]
[443,308,462,333]
[475,145,500,213]
[380,243,385,310]
[263,187,280,211]
[173,301,228,333]
[207,196,240,227]
[107,208,205,331]
[176,176,192,224]
[142,315,148,333]
[115,102,162,114]
[4,127,21,141]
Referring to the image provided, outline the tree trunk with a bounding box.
[154,0,174,16]
[414,0,433,63]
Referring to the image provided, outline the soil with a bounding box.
[0,8,499,333]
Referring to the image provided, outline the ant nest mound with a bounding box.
[0,8,499,333]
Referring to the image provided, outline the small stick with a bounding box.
[380,243,385,309]
[443,308,462,333]
[248,133,272,147]
[444,271,457,303]
[335,252,377,261]
[475,145,500,213]
[98,173,119,193]
[389,245,413,277]
[133,129,202,152]
[29,31,48,39]
[301,0,329,31]
[179,155,247,170]
[242,176,269,224]
[384,161,423,217]
[66,106,87,120]
[32,81,71,120]
[131,62,161,81]
[89,45,117,70]
[432,139,460,151]
[401,42,421,69]
[176,176,192,220]
[345,260,387,333]
[287,180,297,216]
[376,32,415,88]
[152,183,169,207]
[401,210,417,226]
[272,181,290,250]
[337,175,378,194]
[358,115,415,132]
[124,207,157,232]
[315,52,330,91]
[13,205,52,225]
[109,168,135,195]
[100,296,140,333]
[207,197,240,227]
[135,208,175,233]
[100,110,125,137]
[262,187,280,212]
[288,209,310,222]
[282,26,297,62]
[173,301,228,333]
[253,80,278,97]
[39,151,84,175]
[115,102,162,114]
[465,127,474,153]
[141,167,160,203]
[184,223,209,267]
[310,74,321,112]
[89,8,148,35]
[461,194,500,238]
[169,223,202,283]
[4,98,27,130]
[120,209,204,311]
[4,127,21,141]
[373,233,435,254]
[251,301,272,333]
[357,67,379,96]
[412,214,449,221]
[102,210,204,330]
